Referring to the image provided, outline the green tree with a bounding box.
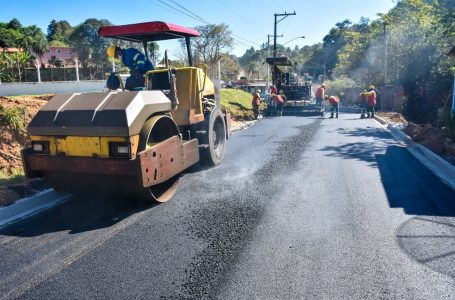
[48,55,62,81]
[47,20,73,45]
[188,23,234,77]
[68,18,112,77]
[246,61,259,81]
[148,41,160,64]
[0,23,21,48]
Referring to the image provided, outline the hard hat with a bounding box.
[321,84,326,87]
[368,85,375,89]
[257,89,261,93]
[106,46,117,58]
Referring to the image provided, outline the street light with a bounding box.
[282,36,305,46]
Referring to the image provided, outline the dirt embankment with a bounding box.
[0,95,52,175]
[377,112,455,164]
[0,95,52,206]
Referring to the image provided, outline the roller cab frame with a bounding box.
[22,21,230,202]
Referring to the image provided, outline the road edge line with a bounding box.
[379,120,455,191]
[0,189,71,229]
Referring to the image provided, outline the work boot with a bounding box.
[371,113,375,118]
[336,113,338,118]
[361,114,365,119]
[330,113,334,118]
[367,113,370,118]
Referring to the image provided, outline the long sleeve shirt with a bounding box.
[121,48,154,75]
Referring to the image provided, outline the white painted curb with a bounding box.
[231,120,257,134]
[0,189,71,229]
[386,123,455,191]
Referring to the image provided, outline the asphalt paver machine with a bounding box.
[266,56,319,116]
[22,21,230,202]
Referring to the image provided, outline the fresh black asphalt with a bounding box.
[1,114,454,299]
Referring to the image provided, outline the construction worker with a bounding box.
[328,95,340,118]
[106,46,154,90]
[269,84,277,95]
[273,94,284,116]
[279,89,287,102]
[251,89,261,120]
[364,85,377,118]
[359,90,368,118]
[316,84,326,108]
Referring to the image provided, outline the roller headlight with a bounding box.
[109,142,131,158]
[31,141,50,154]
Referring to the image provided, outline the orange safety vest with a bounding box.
[367,91,376,106]
[270,86,277,95]
[274,95,284,104]
[328,96,339,104]
[316,87,324,99]
[252,93,260,105]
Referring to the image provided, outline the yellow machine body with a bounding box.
[147,66,215,126]
[30,135,141,158]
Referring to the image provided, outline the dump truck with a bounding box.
[21,21,230,202]
[265,56,318,116]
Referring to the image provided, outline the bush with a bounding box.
[403,95,438,124]
[0,105,27,134]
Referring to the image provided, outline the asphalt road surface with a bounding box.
[1,113,455,299]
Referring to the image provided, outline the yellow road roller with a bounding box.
[21,21,230,202]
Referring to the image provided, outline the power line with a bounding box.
[156,0,260,48]
[156,0,208,25]
[169,0,211,24]
[215,0,265,34]
[272,0,283,10]
[283,0,295,11]
[154,0,261,50]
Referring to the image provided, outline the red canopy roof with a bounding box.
[98,21,200,43]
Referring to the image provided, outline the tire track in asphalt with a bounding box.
[178,120,321,299]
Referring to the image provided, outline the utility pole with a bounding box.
[268,34,283,54]
[273,11,296,58]
[323,64,326,82]
[383,21,388,111]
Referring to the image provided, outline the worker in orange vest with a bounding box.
[364,85,377,118]
[315,84,325,108]
[269,84,277,95]
[328,95,340,118]
[359,90,368,119]
[273,94,284,116]
[251,89,261,120]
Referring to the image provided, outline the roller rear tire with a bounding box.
[199,108,227,167]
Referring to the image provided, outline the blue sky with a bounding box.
[2,0,395,57]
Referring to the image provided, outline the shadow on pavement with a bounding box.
[336,126,396,140]
[0,194,158,237]
[377,146,455,217]
[380,146,455,278]
[397,216,455,279]
[321,127,398,166]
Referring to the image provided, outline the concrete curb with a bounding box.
[384,122,455,191]
[230,120,257,134]
[0,189,71,229]
[373,115,388,125]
